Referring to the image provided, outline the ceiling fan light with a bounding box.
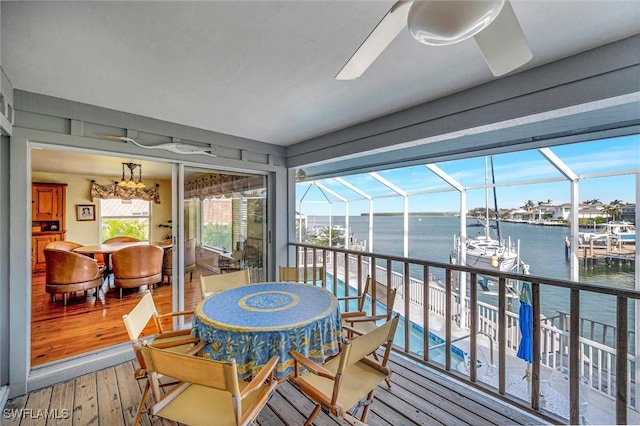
[407,0,505,46]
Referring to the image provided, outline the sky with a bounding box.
[296,134,640,216]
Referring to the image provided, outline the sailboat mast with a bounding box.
[484,157,489,237]
[490,156,502,242]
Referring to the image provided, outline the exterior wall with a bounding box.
[0,135,9,398]
[6,93,288,397]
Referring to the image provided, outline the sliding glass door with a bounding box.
[181,167,267,312]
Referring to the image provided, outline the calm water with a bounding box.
[306,215,636,331]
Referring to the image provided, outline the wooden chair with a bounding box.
[112,245,163,298]
[340,275,397,337]
[278,265,324,283]
[43,248,104,305]
[289,315,399,426]
[139,344,278,426]
[200,270,250,299]
[122,291,201,426]
[220,249,244,272]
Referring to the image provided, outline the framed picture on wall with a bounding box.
[76,204,95,221]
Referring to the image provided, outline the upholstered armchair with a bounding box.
[112,245,163,298]
[99,236,140,268]
[44,248,104,305]
[161,239,196,284]
[44,240,83,251]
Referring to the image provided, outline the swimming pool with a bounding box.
[322,274,467,366]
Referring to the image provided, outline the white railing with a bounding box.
[292,243,639,425]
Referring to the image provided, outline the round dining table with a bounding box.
[193,282,342,380]
[73,240,172,273]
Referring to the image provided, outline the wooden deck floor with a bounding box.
[3,353,545,426]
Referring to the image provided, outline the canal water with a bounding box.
[306,215,636,340]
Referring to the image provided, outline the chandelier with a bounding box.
[118,162,145,189]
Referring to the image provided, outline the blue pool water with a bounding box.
[321,274,467,366]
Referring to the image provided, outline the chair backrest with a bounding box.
[140,345,278,425]
[185,238,196,267]
[122,292,160,341]
[44,240,83,251]
[343,314,399,370]
[112,245,163,278]
[142,344,240,394]
[278,266,324,283]
[200,270,250,298]
[44,248,101,283]
[103,236,140,244]
[360,276,397,319]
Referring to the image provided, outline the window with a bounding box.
[99,198,150,241]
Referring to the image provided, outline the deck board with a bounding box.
[4,355,546,426]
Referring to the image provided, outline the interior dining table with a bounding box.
[193,282,342,380]
[73,240,172,275]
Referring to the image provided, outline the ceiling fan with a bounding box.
[336,0,532,80]
[104,136,218,157]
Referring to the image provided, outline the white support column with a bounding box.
[425,164,467,326]
[538,148,579,281]
[335,177,374,251]
[369,172,409,257]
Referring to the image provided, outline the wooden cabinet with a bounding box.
[32,234,61,271]
[32,183,67,273]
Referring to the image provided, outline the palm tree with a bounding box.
[314,227,345,247]
[522,200,535,210]
[606,200,623,221]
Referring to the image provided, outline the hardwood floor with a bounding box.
[30,268,206,367]
[4,353,546,426]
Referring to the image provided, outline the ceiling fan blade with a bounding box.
[473,0,532,77]
[336,0,412,80]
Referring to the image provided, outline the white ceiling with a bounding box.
[3,1,639,148]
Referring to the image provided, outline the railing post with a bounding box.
[617,296,628,425]
[404,262,410,353]
[569,289,580,425]
[469,273,478,382]
[531,281,541,410]
[498,277,506,395]
[445,268,452,371]
[423,265,430,362]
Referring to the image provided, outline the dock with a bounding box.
[565,236,636,268]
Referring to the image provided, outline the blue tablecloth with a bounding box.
[193,282,342,380]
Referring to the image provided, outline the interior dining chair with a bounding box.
[289,314,399,426]
[278,265,324,283]
[112,245,163,298]
[200,269,251,299]
[44,248,105,305]
[139,344,278,426]
[99,236,140,268]
[122,291,202,426]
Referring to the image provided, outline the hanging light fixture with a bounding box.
[117,163,145,189]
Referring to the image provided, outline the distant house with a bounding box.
[620,204,636,223]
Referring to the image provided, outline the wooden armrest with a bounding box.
[289,350,335,379]
[359,356,391,375]
[240,355,279,398]
[158,310,194,319]
[151,336,200,349]
[341,311,366,318]
[337,295,361,302]
[342,325,364,337]
[155,328,193,339]
[344,314,386,323]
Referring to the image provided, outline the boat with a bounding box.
[451,157,530,292]
[578,221,636,245]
